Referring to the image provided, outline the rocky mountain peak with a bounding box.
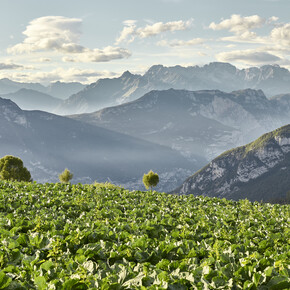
[121,70,134,78]
[144,64,165,76]
[205,62,237,72]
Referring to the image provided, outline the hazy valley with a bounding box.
[0,62,290,199]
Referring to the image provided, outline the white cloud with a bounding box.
[220,32,267,44]
[197,51,207,56]
[209,14,279,44]
[7,16,131,63]
[157,38,204,47]
[116,19,193,44]
[271,23,290,46]
[115,20,137,44]
[8,16,83,54]
[216,49,282,65]
[39,58,51,62]
[62,46,131,62]
[209,14,266,34]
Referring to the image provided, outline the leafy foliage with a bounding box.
[58,168,73,183]
[143,170,159,190]
[0,155,31,182]
[0,181,289,289]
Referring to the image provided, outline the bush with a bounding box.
[59,168,73,183]
[143,170,159,190]
[0,155,32,182]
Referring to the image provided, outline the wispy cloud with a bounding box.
[157,38,204,47]
[115,19,193,44]
[7,16,131,63]
[0,62,24,70]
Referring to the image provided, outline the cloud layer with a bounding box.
[216,50,282,65]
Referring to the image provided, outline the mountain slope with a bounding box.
[56,62,290,114]
[45,81,85,100]
[70,88,289,161]
[174,125,290,202]
[0,88,61,112]
[55,71,141,115]
[0,97,202,191]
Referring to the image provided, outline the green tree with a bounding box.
[0,155,32,182]
[143,170,159,190]
[59,168,73,183]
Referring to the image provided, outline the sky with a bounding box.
[0,0,290,84]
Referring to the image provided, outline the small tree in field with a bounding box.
[59,168,73,183]
[0,155,32,182]
[143,170,159,191]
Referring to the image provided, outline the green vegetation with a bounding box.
[0,155,31,182]
[58,168,73,183]
[143,170,159,190]
[212,124,290,160]
[93,181,123,190]
[245,124,290,153]
[0,181,289,289]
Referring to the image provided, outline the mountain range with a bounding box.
[70,88,290,161]
[0,78,85,99]
[56,62,290,115]
[2,63,290,116]
[0,97,203,191]
[1,62,290,201]
[174,125,290,202]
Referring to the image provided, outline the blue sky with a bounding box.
[0,0,289,84]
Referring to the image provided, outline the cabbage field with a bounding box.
[0,181,289,289]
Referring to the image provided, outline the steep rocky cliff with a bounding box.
[175,125,290,202]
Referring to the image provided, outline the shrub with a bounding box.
[143,170,159,190]
[59,168,73,183]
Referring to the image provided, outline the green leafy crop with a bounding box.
[0,181,289,289]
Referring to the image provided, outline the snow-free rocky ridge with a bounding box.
[174,125,290,202]
[56,62,290,115]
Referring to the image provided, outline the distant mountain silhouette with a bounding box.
[70,88,290,162]
[56,62,290,114]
